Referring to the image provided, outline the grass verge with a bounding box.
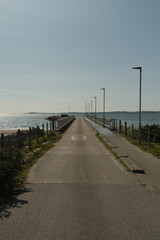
[0,132,62,205]
[19,133,62,184]
[120,133,160,159]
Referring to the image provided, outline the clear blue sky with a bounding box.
[0,0,160,113]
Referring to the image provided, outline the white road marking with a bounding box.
[71,135,87,141]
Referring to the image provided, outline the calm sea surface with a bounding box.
[106,112,160,126]
[0,112,160,130]
[0,113,53,130]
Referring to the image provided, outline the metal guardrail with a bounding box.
[88,115,115,130]
[54,116,75,132]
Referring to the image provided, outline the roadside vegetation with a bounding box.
[0,131,62,204]
[120,124,160,159]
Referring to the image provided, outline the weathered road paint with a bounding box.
[71,135,87,141]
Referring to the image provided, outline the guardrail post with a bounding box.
[52,120,54,131]
[1,133,4,148]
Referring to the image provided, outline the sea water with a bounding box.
[106,112,160,126]
[89,112,160,127]
[0,113,53,130]
[0,112,160,130]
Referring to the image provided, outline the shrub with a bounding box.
[0,147,23,196]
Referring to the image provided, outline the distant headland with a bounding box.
[24,111,160,115]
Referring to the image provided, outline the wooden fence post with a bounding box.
[113,119,116,131]
[119,120,121,133]
[125,122,127,135]
[47,123,48,135]
[17,129,21,148]
[115,119,117,132]
[29,127,32,149]
[42,124,45,141]
[36,125,39,143]
[148,126,150,147]
[1,133,4,148]
[132,124,134,138]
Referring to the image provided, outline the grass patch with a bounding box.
[19,132,62,181]
[0,132,62,205]
[19,134,62,183]
[121,133,160,159]
[96,133,131,172]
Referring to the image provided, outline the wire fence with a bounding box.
[0,115,75,150]
[0,115,75,196]
[0,123,51,196]
[0,123,51,150]
[87,114,160,146]
[115,120,160,146]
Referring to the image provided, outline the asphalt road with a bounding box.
[1,118,160,239]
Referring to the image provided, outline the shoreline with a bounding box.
[0,128,28,135]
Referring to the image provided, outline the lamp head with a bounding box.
[132,66,142,70]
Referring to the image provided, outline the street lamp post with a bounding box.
[100,88,105,127]
[88,102,90,119]
[94,96,97,122]
[84,102,86,117]
[90,101,93,120]
[132,66,142,145]
[86,103,88,118]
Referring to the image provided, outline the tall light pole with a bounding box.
[86,103,88,117]
[100,88,105,127]
[84,102,86,117]
[88,102,90,119]
[90,100,93,120]
[94,96,97,122]
[132,66,142,145]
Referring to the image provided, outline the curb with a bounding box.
[119,155,145,174]
[105,137,146,174]
[86,118,145,174]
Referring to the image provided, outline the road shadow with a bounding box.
[0,185,32,220]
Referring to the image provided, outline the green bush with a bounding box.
[141,124,160,143]
[0,147,23,196]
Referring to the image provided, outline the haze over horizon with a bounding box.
[1,0,160,114]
